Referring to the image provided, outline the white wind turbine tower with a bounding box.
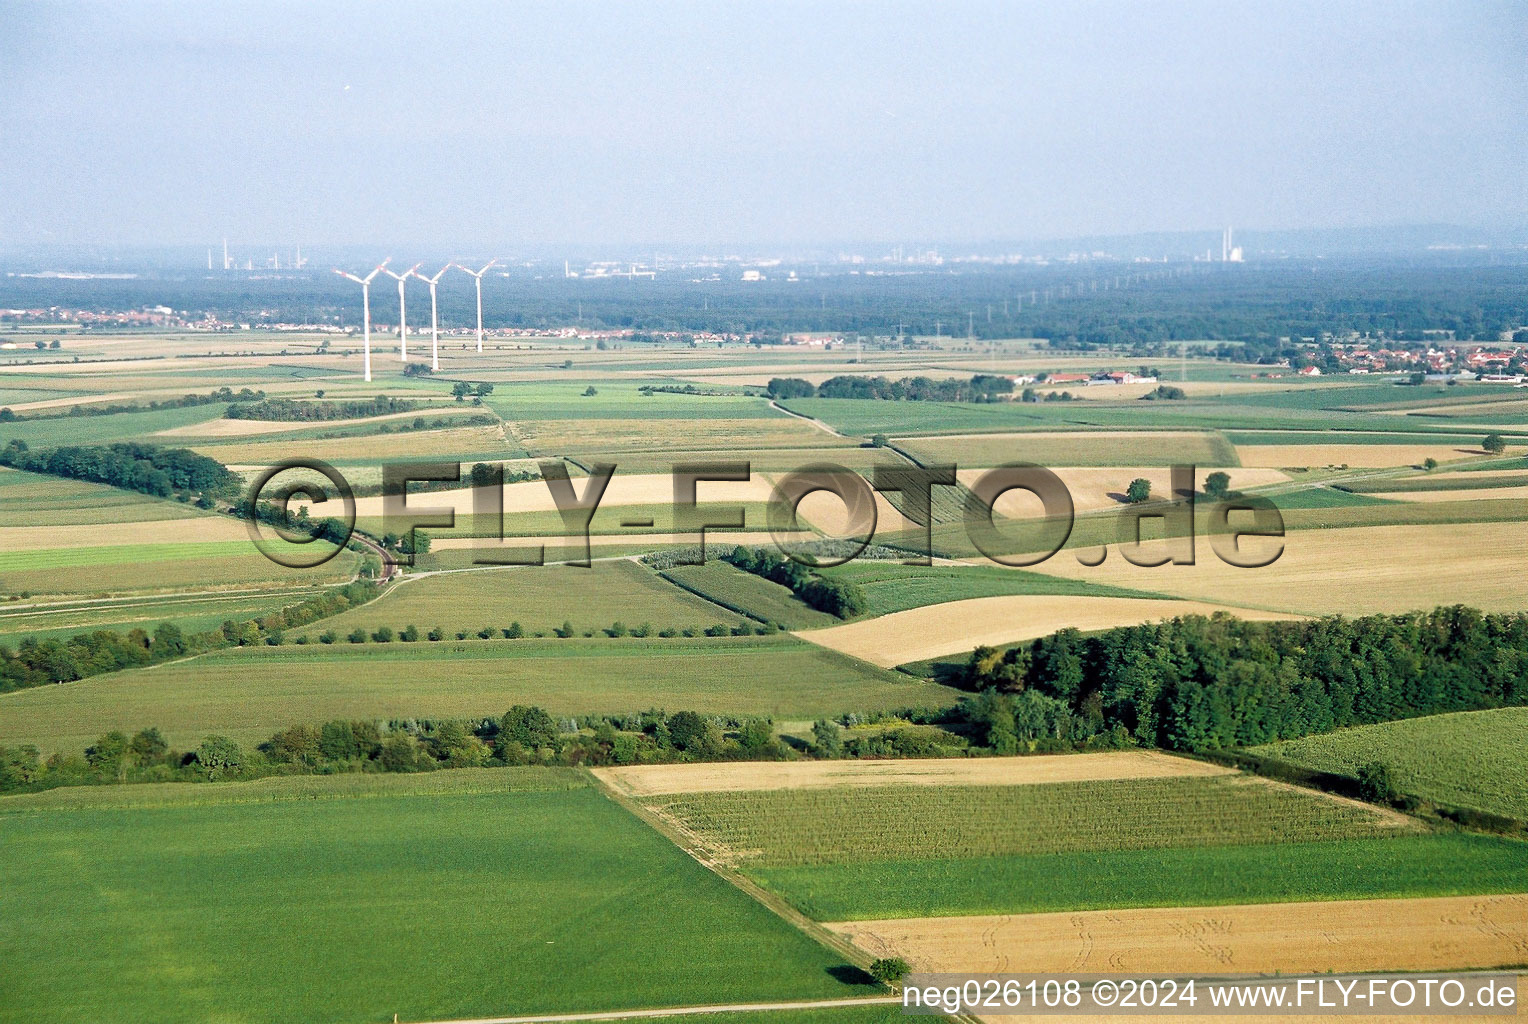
[333,259,391,383]
[380,263,423,361]
[411,264,452,372]
[453,259,499,352]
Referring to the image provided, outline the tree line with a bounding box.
[0,705,816,795]
[0,387,262,424]
[726,544,868,618]
[225,395,417,421]
[958,606,1528,752]
[768,374,1015,403]
[0,439,240,499]
[0,581,381,692]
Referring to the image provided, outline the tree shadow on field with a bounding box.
[827,964,877,988]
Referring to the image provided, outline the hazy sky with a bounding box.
[2,1,1524,247]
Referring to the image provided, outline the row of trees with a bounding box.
[0,581,380,692]
[0,439,239,499]
[726,545,868,618]
[226,395,416,420]
[0,387,262,424]
[0,706,807,794]
[769,374,1015,403]
[959,606,1528,751]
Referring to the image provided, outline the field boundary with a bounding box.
[585,768,878,973]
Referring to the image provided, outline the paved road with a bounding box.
[408,996,902,1024]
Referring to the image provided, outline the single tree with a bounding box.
[1203,471,1231,499]
[1482,433,1506,454]
[1124,478,1152,503]
[869,957,911,985]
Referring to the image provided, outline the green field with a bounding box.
[0,468,209,526]
[753,834,1528,919]
[1249,707,1528,819]
[653,776,1402,866]
[896,430,1240,467]
[318,561,735,636]
[0,635,957,752]
[817,562,1164,617]
[0,769,876,1024]
[356,500,780,540]
[0,545,360,596]
[661,562,840,629]
[0,587,324,646]
[0,404,227,446]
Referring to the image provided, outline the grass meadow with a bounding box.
[0,770,875,1024]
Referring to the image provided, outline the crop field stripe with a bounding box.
[645,775,1411,867]
[752,833,1528,920]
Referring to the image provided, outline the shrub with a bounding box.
[319,630,338,645]
[372,626,394,643]
[347,628,368,644]
[869,957,910,985]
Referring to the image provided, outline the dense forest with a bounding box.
[0,440,240,499]
[959,606,1528,752]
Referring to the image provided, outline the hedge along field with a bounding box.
[660,562,840,629]
[650,775,1410,868]
[0,770,877,1024]
[0,635,957,752]
[1249,707,1528,819]
[315,561,735,636]
[758,834,1528,921]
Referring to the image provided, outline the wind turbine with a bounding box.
[333,259,390,382]
[411,264,452,372]
[453,259,499,352]
[380,263,422,360]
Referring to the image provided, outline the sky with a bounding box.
[1,0,1524,248]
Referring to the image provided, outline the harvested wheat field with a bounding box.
[829,893,1528,977]
[350,472,777,518]
[795,596,1296,667]
[1383,484,1528,503]
[1235,443,1491,469]
[0,517,250,549]
[593,750,1231,797]
[1031,521,1527,617]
